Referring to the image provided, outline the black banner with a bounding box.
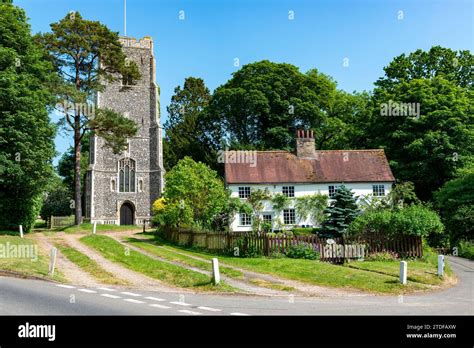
[0,316,472,347]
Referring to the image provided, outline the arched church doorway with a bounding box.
[120,202,134,225]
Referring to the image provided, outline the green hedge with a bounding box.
[347,205,444,238]
[458,241,474,260]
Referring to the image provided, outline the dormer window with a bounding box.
[282,186,295,197]
[238,186,251,199]
[119,158,136,192]
[373,184,385,197]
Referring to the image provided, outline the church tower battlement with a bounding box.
[85,36,164,226]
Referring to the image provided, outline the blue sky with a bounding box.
[14,0,473,164]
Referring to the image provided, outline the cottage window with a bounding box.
[119,158,136,192]
[238,186,251,199]
[282,186,295,197]
[328,185,341,198]
[283,209,296,225]
[239,213,252,226]
[373,184,385,197]
[262,214,272,224]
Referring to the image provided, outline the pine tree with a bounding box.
[320,185,360,238]
[37,12,141,225]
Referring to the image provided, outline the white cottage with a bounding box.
[224,130,395,232]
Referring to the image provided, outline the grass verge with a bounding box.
[140,234,453,294]
[54,242,129,285]
[126,237,243,279]
[0,235,64,281]
[80,234,235,292]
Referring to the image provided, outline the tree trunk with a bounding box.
[74,120,82,225]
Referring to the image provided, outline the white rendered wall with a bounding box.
[228,182,393,232]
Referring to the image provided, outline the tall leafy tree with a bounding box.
[0,0,56,231]
[320,185,360,238]
[37,12,140,224]
[435,166,474,245]
[160,157,229,229]
[163,77,212,171]
[206,60,338,151]
[369,47,474,200]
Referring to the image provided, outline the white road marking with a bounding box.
[100,294,121,299]
[150,304,171,309]
[124,299,145,304]
[121,291,141,297]
[170,301,192,306]
[179,310,201,315]
[197,306,221,312]
[56,284,75,289]
[230,312,250,316]
[97,287,116,292]
[78,289,97,293]
[145,296,166,302]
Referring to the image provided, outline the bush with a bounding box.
[458,241,474,260]
[292,227,316,236]
[348,205,444,238]
[284,242,320,260]
[269,249,286,258]
[366,250,399,261]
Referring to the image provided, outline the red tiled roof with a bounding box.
[224,150,395,184]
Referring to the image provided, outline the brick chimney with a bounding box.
[296,130,316,158]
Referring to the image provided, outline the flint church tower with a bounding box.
[85,36,164,225]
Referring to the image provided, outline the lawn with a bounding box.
[0,235,64,281]
[80,234,236,292]
[54,242,129,286]
[135,234,454,294]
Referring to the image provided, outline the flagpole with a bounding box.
[124,0,127,36]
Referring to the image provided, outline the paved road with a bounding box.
[0,256,472,315]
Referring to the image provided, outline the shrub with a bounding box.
[284,242,320,260]
[458,241,474,260]
[269,249,286,258]
[348,205,444,238]
[366,250,399,261]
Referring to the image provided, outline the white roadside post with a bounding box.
[19,225,23,238]
[49,247,58,276]
[93,222,97,234]
[400,261,407,285]
[437,255,445,277]
[212,258,220,285]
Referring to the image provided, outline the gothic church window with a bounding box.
[119,158,136,192]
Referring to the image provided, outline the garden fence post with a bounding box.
[93,222,97,234]
[400,261,407,285]
[19,225,23,238]
[49,247,58,276]
[437,255,445,277]
[212,258,220,285]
